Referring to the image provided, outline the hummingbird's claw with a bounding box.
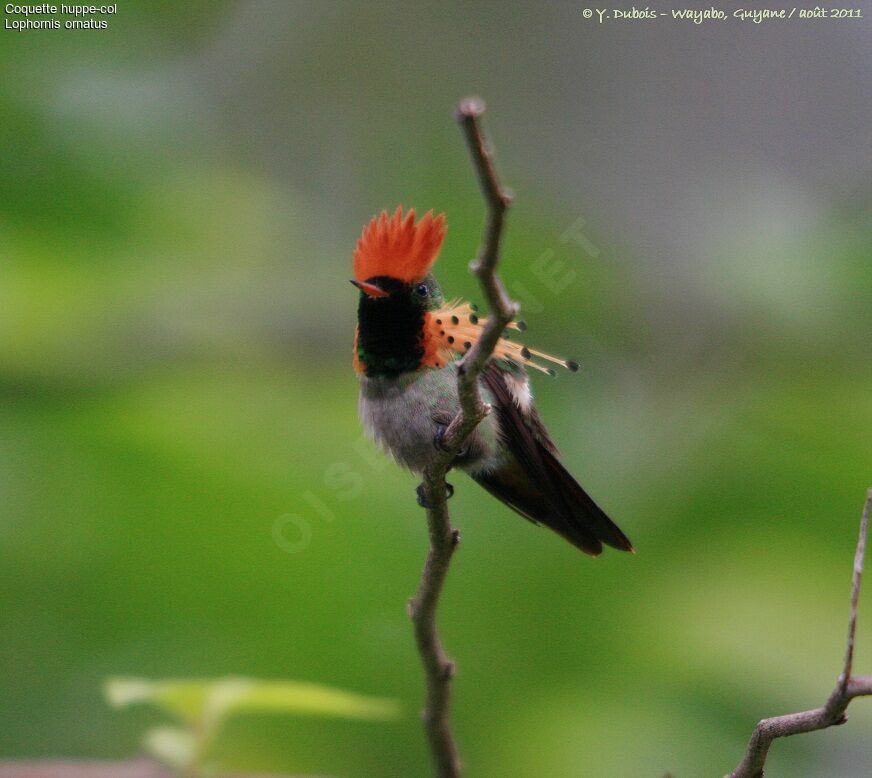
[416,482,455,509]
[434,424,450,452]
[434,424,468,459]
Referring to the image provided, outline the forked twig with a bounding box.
[726,489,872,778]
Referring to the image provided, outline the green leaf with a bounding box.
[206,677,401,722]
[105,676,400,729]
[105,677,210,723]
[107,676,399,776]
[142,726,197,771]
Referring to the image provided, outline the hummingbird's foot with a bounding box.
[416,482,455,509]
[434,424,468,459]
[433,424,450,451]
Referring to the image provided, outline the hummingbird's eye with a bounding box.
[415,283,429,297]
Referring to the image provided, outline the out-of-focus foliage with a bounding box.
[1,2,870,777]
[105,677,397,774]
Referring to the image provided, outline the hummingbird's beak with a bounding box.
[350,279,389,298]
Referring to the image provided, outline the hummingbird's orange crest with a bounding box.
[353,206,447,283]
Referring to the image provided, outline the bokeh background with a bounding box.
[2,1,871,776]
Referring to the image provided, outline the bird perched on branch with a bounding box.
[352,207,632,556]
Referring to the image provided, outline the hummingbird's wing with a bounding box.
[475,362,633,556]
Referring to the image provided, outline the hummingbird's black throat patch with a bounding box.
[356,276,425,377]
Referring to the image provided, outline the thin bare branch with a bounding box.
[0,762,172,778]
[407,97,517,778]
[841,486,868,688]
[726,489,872,778]
[0,761,307,778]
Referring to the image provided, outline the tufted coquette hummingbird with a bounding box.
[352,207,633,555]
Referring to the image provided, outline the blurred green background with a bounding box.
[1,2,871,776]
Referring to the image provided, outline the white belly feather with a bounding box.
[358,366,502,474]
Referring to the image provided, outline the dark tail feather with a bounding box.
[472,456,633,556]
[477,361,633,555]
[537,445,634,554]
